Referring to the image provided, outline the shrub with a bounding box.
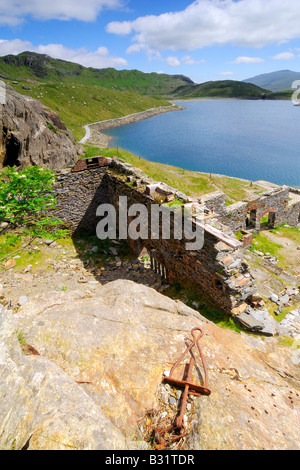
[0,166,66,238]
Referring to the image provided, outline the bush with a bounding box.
[0,166,67,238]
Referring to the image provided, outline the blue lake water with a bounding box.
[105,99,300,188]
[107,99,300,187]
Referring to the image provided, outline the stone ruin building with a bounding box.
[53,156,300,335]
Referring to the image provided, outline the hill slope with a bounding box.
[243,70,300,92]
[0,51,194,96]
[0,53,181,141]
[171,80,274,99]
[0,52,195,141]
[0,52,287,143]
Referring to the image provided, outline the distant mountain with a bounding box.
[243,70,300,92]
[172,80,273,100]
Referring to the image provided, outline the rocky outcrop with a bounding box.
[0,303,124,450]
[0,84,81,170]
[1,280,299,450]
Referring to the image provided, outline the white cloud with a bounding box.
[106,0,300,51]
[108,20,133,35]
[272,51,295,60]
[166,56,180,67]
[230,56,265,64]
[0,0,123,25]
[125,42,181,68]
[0,39,128,68]
[126,43,143,55]
[182,55,205,65]
[219,71,234,76]
[0,39,33,55]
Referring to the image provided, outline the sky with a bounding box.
[1,0,300,84]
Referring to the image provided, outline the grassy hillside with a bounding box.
[172,80,274,99]
[0,52,285,143]
[0,52,194,140]
[82,144,267,203]
[6,80,170,141]
[0,52,193,96]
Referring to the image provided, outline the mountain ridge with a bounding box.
[243,69,300,92]
[171,79,274,99]
[0,51,194,96]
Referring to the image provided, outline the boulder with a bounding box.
[1,280,300,450]
[0,303,125,450]
[234,310,264,332]
[0,84,81,170]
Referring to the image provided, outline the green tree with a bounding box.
[0,166,65,237]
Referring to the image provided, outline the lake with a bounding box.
[105,99,300,187]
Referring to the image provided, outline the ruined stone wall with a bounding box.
[216,186,299,232]
[282,189,300,226]
[53,167,110,235]
[52,160,256,313]
[52,157,299,314]
[200,191,227,218]
[102,164,256,313]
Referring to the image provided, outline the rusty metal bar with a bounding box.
[155,327,211,450]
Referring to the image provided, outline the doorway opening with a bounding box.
[3,131,21,167]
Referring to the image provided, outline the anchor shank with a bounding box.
[176,357,194,429]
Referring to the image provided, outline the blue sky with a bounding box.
[1,0,300,84]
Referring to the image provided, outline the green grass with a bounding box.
[277,336,299,348]
[250,231,283,258]
[173,80,274,99]
[249,224,300,272]
[0,234,22,259]
[0,229,71,272]
[163,198,183,208]
[269,224,300,244]
[272,90,293,100]
[8,81,169,141]
[0,227,133,279]
[211,174,264,203]
[82,145,267,201]
[15,329,27,345]
[235,230,245,241]
[0,52,193,96]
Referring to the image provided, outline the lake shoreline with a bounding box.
[93,99,299,188]
[80,104,185,147]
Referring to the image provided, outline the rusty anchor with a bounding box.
[155,327,211,449]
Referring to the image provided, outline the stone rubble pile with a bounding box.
[232,285,300,337]
[253,250,279,265]
[269,287,300,338]
[270,287,299,310]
